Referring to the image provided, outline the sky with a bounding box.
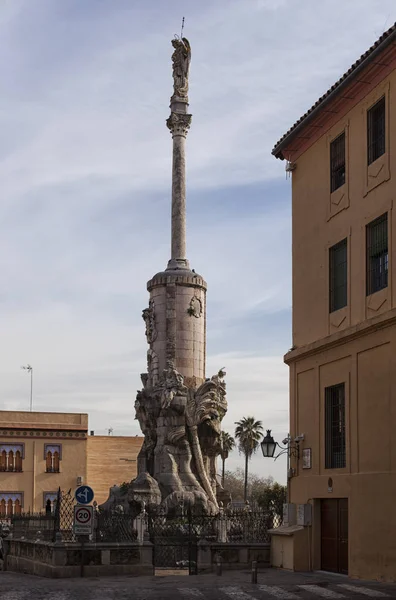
[1,0,395,484]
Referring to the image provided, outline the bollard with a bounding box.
[216,556,222,576]
[251,560,258,584]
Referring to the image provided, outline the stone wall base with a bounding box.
[198,542,270,572]
[5,539,154,578]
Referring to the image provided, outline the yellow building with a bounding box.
[272,24,396,580]
[0,410,142,513]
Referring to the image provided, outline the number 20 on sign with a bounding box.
[74,505,94,535]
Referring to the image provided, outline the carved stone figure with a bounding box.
[129,364,228,514]
[171,37,191,99]
[142,299,157,344]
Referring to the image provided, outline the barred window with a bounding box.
[366,213,388,295]
[325,384,346,469]
[329,239,347,312]
[367,97,385,165]
[330,132,345,192]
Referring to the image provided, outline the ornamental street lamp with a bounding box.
[261,430,304,461]
[21,364,33,412]
[261,430,305,504]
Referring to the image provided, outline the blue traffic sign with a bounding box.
[75,485,94,505]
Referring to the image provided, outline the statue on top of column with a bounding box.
[171,37,191,99]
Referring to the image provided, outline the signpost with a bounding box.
[73,505,94,536]
[74,485,94,505]
[73,486,95,578]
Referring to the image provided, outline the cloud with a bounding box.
[1,0,395,484]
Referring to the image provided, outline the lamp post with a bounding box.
[261,429,304,504]
[21,365,33,412]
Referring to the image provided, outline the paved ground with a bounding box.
[1,569,396,599]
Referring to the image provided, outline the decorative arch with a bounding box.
[44,445,61,473]
[0,492,23,516]
[0,444,24,472]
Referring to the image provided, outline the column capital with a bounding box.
[166,112,192,137]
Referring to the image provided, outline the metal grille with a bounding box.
[330,132,345,192]
[366,213,388,295]
[96,511,137,542]
[329,238,347,312]
[8,513,55,541]
[367,96,385,165]
[53,488,76,542]
[325,384,346,469]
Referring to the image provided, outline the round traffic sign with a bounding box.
[75,507,91,524]
[75,485,94,505]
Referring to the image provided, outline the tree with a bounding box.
[234,417,264,502]
[256,481,287,523]
[220,431,235,487]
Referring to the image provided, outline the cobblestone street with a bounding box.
[1,570,396,599]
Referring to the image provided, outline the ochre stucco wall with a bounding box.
[291,73,396,349]
[0,411,88,512]
[86,435,142,505]
[285,68,396,581]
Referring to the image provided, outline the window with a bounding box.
[0,444,24,472]
[366,213,388,295]
[329,239,347,312]
[0,493,22,516]
[330,132,346,192]
[325,384,346,469]
[367,96,385,165]
[43,492,58,514]
[44,444,61,473]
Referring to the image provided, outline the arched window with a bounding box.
[45,445,61,473]
[0,445,24,472]
[43,492,58,514]
[14,498,21,516]
[0,493,23,516]
[15,450,22,472]
[0,450,6,472]
[7,450,14,472]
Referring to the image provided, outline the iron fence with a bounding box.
[95,510,137,543]
[7,513,56,542]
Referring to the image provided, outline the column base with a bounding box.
[166,258,190,270]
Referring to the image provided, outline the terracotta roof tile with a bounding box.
[272,22,396,158]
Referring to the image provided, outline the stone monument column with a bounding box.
[129,37,228,515]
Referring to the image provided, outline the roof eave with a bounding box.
[272,28,396,160]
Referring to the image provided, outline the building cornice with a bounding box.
[0,429,87,440]
[284,308,396,364]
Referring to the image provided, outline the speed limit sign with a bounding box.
[74,505,94,535]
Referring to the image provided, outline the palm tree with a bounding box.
[220,431,235,487]
[234,417,264,502]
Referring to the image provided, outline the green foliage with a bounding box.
[255,481,287,520]
[234,416,264,501]
[234,417,264,459]
[223,468,286,518]
[220,431,235,460]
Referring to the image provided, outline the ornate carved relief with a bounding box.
[166,112,192,137]
[131,366,228,515]
[188,295,202,318]
[142,299,157,344]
